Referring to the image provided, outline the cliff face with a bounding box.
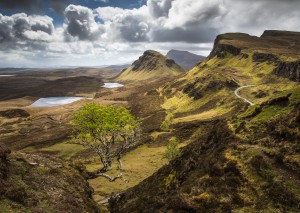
[207,31,300,82]
[208,42,241,59]
[273,60,300,82]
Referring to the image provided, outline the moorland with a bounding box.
[0,30,300,212]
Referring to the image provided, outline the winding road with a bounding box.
[234,85,255,106]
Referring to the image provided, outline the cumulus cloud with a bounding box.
[163,0,226,29]
[95,6,151,42]
[64,4,104,41]
[221,0,300,35]
[145,0,226,43]
[0,13,54,43]
[1,0,300,67]
[95,7,128,22]
[147,0,174,18]
[94,0,226,43]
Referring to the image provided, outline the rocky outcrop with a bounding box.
[0,109,30,118]
[132,51,160,72]
[273,60,300,82]
[0,143,10,179]
[208,43,241,59]
[131,50,181,72]
[166,59,177,68]
[252,52,279,63]
[0,143,10,159]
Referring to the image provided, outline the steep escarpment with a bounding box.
[116,50,185,81]
[273,60,300,82]
[208,31,300,82]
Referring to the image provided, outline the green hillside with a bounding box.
[111,31,300,212]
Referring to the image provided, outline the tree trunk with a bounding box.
[99,160,112,173]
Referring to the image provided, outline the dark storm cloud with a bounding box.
[151,27,218,43]
[0,0,74,16]
[0,13,54,43]
[0,0,40,11]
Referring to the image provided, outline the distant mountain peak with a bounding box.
[166,49,206,70]
[131,50,179,72]
[116,50,185,81]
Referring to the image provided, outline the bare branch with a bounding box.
[94,172,127,182]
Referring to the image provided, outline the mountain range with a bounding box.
[166,49,206,70]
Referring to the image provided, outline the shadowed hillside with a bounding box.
[0,143,100,212]
[166,49,206,70]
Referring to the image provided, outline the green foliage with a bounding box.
[160,112,174,131]
[71,102,140,179]
[72,103,139,145]
[163,139,182,162]
[165,173,176,189]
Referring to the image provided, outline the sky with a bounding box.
[0,0,299,68]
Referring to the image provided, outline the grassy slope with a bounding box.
[112,31,300,212]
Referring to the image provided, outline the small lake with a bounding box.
[102,83,124,88]
[30,97,84,107]
[0,75,15,77]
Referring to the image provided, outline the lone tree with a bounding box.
[71,103,140,182]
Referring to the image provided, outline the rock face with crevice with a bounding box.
[273,60,300,82]
[252,53,279,63]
